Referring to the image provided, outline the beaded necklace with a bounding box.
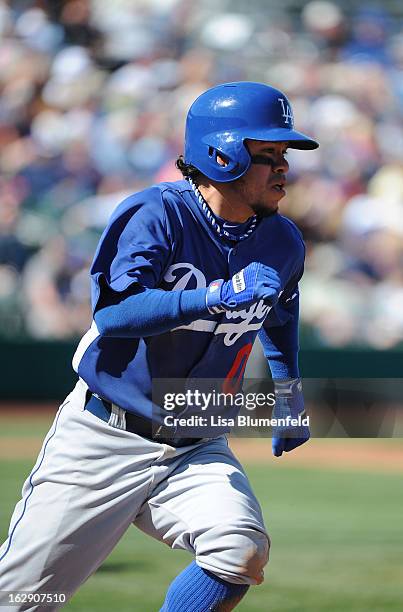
[188,178,258,242]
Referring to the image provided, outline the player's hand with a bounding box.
[271,378,310,457]
[206,262,281,313]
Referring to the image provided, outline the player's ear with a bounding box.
[216,153,228,167]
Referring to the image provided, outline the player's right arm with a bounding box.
[94,262,281,338]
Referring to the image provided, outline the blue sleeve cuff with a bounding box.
[205,279,225,314]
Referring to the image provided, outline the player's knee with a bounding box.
[219,529,270,585]
[239,530,270,585]
[198,528,270,586]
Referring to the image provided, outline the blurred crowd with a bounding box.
[0,0,403,348]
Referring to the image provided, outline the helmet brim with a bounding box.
[242,127,319,150]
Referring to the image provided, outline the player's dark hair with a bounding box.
[175,155,201,180]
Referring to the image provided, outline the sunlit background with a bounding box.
[1,4,403,611]
[0,0,402,350]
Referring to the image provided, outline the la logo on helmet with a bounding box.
[278,98,294,126]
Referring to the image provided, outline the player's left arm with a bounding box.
[258,269,310,457]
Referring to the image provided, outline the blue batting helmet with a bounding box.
[184,81,319,182]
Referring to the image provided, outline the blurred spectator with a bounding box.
[0,0,402,349]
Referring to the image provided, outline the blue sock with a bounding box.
[160,560,249,611]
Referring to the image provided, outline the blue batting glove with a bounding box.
[271,378,310,457]
[206,262,281,314]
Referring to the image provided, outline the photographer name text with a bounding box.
[163,414,310,428]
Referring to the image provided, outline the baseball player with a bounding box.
[0,82,317,611]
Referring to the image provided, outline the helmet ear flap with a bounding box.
[208,147,239,174]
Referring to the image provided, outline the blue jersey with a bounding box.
[73,180,304,420]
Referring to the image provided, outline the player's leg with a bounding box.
[134,436,269,611]
[160,560,248,612]
[0,380,165,611]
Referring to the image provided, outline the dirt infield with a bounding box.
[1,405,403,472]
[1,437,403,473]
[229,439,403,473]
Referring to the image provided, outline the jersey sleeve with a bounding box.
[258,264,303,379]
[90,187,176,314]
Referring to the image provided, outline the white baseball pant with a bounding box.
[0,379,269,611]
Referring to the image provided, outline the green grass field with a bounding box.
[1,416,403,611]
